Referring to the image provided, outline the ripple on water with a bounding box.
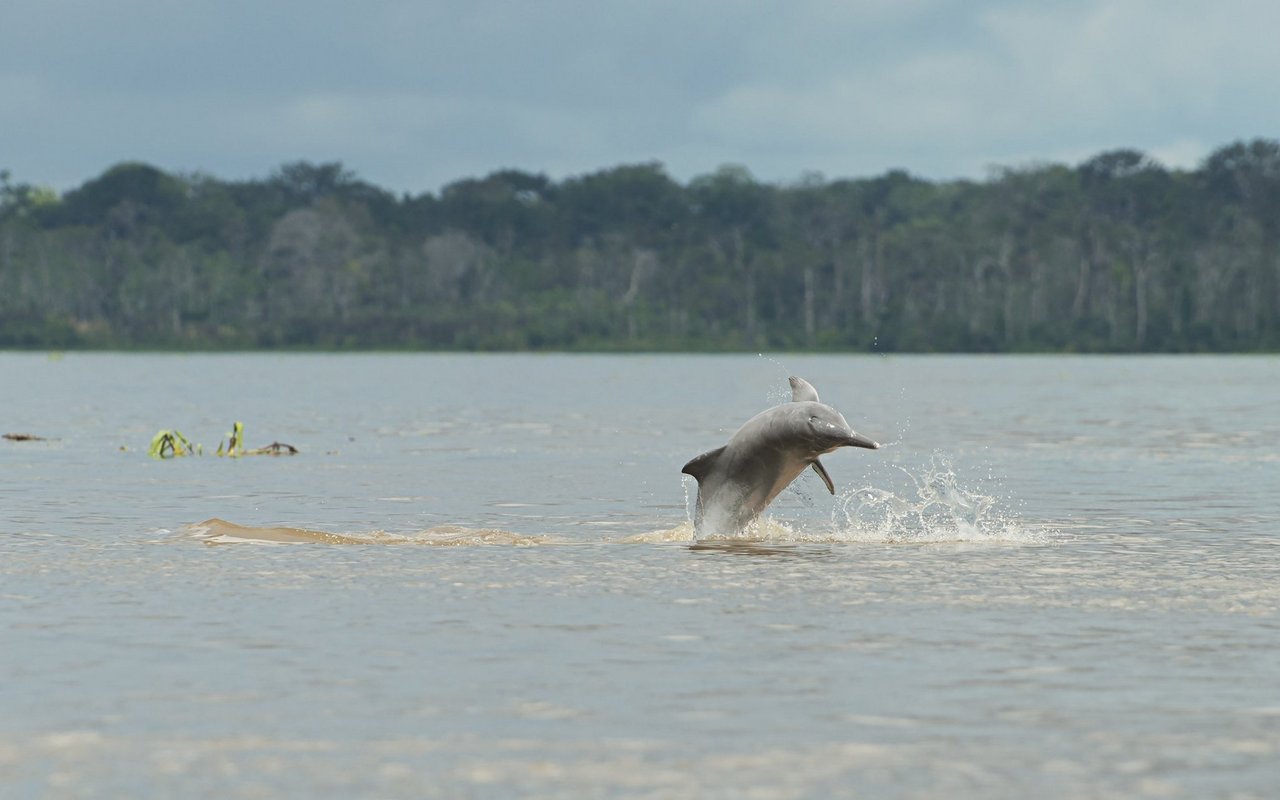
[184,456,1045,549]
[185,518,556,547]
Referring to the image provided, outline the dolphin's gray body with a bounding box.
[682,377,879,536]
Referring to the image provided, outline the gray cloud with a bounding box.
[3,0,1279,193]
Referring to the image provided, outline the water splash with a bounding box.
[682,474,695,525]
[756,353,796,405]
[682,455,1043,546]
[619,522,697,543]
[831,455,1043,544]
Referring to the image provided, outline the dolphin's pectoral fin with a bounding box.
[789,376,820,403]
[682,446,727,482]
[810,458,836,495]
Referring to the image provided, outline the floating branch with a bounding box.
[246,441,299,456]
[3,433,47,441]
[149,430,201,459]
[218,421,298,457]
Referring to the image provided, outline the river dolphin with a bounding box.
[681,377,879,536]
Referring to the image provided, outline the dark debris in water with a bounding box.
[3,432,47,442]
[248,441,299,456]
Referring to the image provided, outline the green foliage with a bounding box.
[216,421,245,457]
[149,430,200,459]
[3,143,1280,353]
[145,421,297,459]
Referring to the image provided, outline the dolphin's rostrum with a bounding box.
[682,377,879,536]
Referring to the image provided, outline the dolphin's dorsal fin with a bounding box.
[682,446,726,482]
[810,458,836,495]
[789,376,820,403]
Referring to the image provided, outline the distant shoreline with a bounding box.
[6,141,1280,353]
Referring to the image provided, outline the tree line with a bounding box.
[2,140,1279,352]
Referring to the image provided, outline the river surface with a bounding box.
[2,352,1278,798]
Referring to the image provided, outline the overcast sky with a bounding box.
[4,0,1278,194]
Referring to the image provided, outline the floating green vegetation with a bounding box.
[216,421,245,457]
[148,422,298,459]
[149,430,201,459]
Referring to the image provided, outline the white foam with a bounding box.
[688,456,1047,546]
[830,455,1048,544]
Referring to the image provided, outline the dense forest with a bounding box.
[2,139,1279,352]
